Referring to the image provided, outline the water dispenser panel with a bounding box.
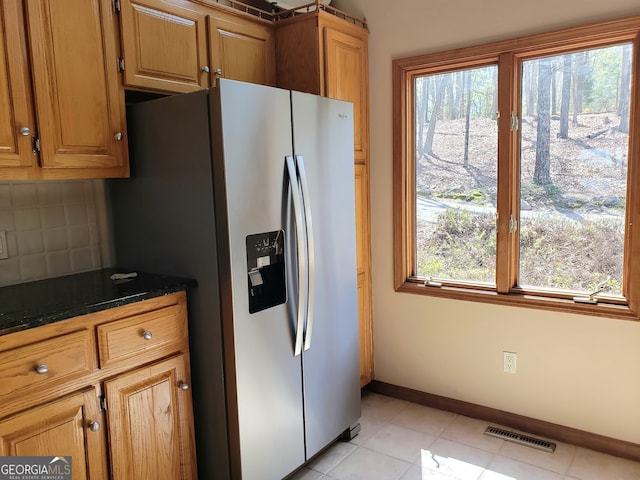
[246,230,286,313]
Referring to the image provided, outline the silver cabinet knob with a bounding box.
[114,132,123,141]
[142,331,153,341]
[179,381,189,391]
[19,127,31,136]
[35,364,49,375]
[88,421,100,432]
[214,68,223,75]
[202,65,210,73]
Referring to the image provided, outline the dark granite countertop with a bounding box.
[0,268,196,336]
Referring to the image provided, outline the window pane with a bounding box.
[519,44,631,296]
[414,66,498,284]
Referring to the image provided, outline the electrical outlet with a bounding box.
[503,351,517,374]
[0,231,7,260]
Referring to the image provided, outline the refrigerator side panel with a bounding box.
[107,91,230,479]
[291,92,360,458]
[211,79,306,480]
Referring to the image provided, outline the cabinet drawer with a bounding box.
[0,330,95,402]
[97,304,186,368]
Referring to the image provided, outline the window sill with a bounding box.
[396,280,639,322]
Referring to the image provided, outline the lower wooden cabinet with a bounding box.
[105,354,196,480]
[0,292,195,480]
[0,387,109,480]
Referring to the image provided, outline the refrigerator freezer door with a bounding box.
[109,90,230,480]
[291,91,361,459]
[211,79,305,480]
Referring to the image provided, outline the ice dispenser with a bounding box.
[246,231,286,313]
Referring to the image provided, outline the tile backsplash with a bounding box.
[0,180,108,286]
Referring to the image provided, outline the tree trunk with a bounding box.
[457,70,465,120]
[416,77,428,159]
[447,75,455,120]
[551,58,558,117]
[618,44,631,134]
[559,54,571,139]
[424,75,448,156]
[463,70,472,167]
[491,67,498,119]
[535,57,552,185]
[524,63,536,117]
[572,50,588,126]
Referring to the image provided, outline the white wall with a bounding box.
[332,0,640,443]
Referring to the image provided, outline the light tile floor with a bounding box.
[290,392,640,480]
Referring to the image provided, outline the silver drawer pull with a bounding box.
[35,364,49,375]
[179,381,189,391]
[88,421,100,432]
[142,331,153,341]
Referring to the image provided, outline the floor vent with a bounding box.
[484,426,557,453]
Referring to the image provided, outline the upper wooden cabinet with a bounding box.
[0,0,129,180]
[118,0,209,92]
[324,26,368,164]
[117,0,275,93]
[208,13,275,86]
[26,0,128,173]
[275,11,370,164]
[0,0,35,170]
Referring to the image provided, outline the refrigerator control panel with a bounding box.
[246,230,286,314]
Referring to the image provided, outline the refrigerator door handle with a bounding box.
[286,156,307,357]
[296,155,315,352]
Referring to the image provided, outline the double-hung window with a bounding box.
[393,17,640,319]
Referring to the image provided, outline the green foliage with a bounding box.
[417,208,496,282]
[588,46,624,112]
[518,215,623,292]
[432,189,487,202]
[520,180,563,202]
[417,207,624,294]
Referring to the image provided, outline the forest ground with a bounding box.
[416,112,628,214]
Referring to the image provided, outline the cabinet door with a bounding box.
[0,388,108,480]
[325,25,372,385]
[105,354,196,480]
[208,14,275,86]
[355,163,373,386]
[24,0,127,172]
[324,27,369,164]
[0,0,35,171]
[119,0,208,93]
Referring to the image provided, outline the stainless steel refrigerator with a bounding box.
[108,79,360,480]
